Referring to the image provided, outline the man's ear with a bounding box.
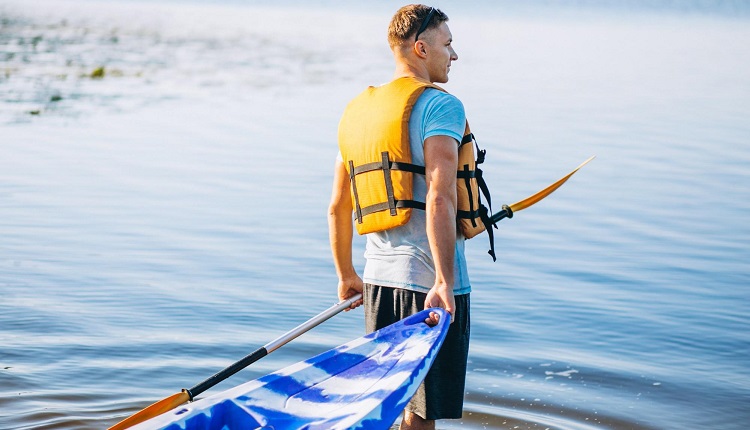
[414,40,428,59]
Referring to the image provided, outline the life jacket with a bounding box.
[338,76,497,260]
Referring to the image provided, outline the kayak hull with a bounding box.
[133,308,450,430]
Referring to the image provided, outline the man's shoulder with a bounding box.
[416,88,466,127]
[422,87,463,103]
[418,88,465,114]
[414,88,466,143]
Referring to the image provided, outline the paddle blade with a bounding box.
[509,155,595,213]
[108,390,190,430]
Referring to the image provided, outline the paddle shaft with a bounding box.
[108,293,362,430]
[186,293,362,400]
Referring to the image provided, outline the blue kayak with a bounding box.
[132,308,450,430]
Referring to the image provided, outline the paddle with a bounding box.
[490,156,595,223]
[108,293,363,430]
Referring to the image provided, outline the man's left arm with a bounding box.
[328,159,364,310]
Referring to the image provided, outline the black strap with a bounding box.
[349,152,426,223]
[359,200,425,218]
[381,152,397,216]
[352,160,425,176]
[460,164,477,227]
[459,132,497,261]
[456,168,491,208]
[476,168,492,209]
[391,161,425,175]
[456,208,481,219]
[476,146,486,165]
[479,205,497,262]
[474,137,496,261]
[456,169,476,179]
[349,160,364,224]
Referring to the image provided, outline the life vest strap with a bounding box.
[472,139,491,208]
[349,151,427,224]
[358,200,426,219]
[349,160,364,223]
[458,132,497,260]
[479,205,497,261]
[459,164,477,227]
[352,160,425,176]
[456,169,477,179]
[477,169,492,209]
[380,152,398,216]
[456,208,481,219]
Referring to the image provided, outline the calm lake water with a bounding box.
[1,1,749,429]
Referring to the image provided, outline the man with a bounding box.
[328,5,472,430]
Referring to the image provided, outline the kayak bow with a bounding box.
[130,308,450,430]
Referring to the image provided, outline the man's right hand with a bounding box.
[338,275,364,310]
[424,283,455,325]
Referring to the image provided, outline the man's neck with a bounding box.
[392,52,430,82]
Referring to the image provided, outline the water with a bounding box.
[1,0,749,428]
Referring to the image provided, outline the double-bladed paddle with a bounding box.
[109,157,593,429]
[490,155,595,223]
[108,293,363,430]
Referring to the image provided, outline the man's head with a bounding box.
[387,5,449,48]
[388,5,457,83]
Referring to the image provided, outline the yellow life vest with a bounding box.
[338,76,497,260]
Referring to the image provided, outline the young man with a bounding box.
[328,5,471,430]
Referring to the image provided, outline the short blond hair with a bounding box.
[387,4,449,48]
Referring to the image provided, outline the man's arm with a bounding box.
[423,134,458,324]
[328,159,363,309]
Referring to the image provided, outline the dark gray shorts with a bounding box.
[363,284,470,420]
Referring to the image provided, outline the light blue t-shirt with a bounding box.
[361,88,471,295]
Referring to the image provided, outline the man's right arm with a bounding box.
[423,134,459,324]
[328,159,363,309]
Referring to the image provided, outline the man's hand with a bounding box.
[338,275,364,310]
[424,283,455,325]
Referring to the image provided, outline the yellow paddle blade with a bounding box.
[509,155,596,213]
[108,390,190,430]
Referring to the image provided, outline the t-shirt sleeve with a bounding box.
[423,90,466,144]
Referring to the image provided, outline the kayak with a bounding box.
[131,307,450,430]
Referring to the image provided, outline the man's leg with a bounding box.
[400,411,435,430]
[364,286,470,426]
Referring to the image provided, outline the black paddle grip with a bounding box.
[489,205,513,224]
[186,347,269,400]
